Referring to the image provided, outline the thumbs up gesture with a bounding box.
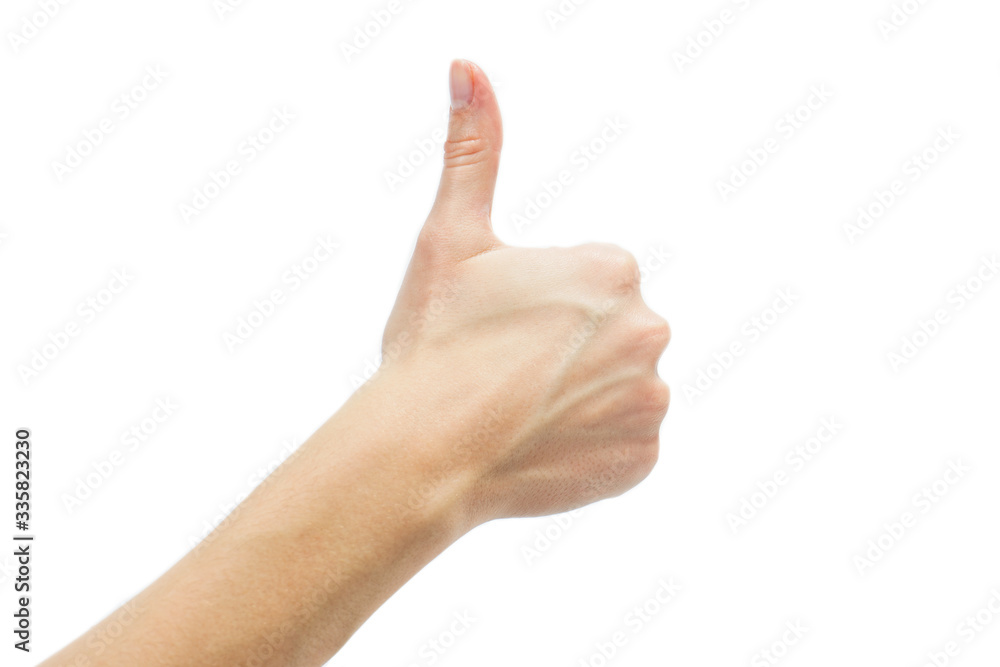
[377,60,671,521]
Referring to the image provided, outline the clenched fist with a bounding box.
[41,60,673,667]
[373,60,671,523]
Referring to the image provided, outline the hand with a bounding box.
[376,60,671,523]
[40,60,673,667]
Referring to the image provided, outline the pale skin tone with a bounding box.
[42,60,671,667]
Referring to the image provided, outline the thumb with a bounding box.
[424,60,504,256]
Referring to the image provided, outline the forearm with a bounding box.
[43,374,475,667]
[42,58,670,666]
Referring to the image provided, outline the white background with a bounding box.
[2,0,999,665]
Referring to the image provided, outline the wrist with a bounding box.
[332,368,488,535]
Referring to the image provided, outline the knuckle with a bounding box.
[641,315,672,351]
[607,249,641,283]
[642,379,672,419]
[623,311,671,357]
[576,243,640,292]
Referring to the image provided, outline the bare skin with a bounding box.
[42,60,670,667]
